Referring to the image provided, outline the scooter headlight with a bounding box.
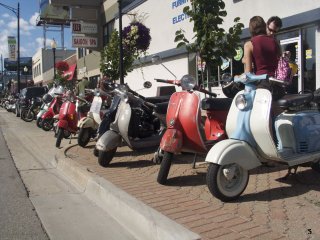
[181,75,196,91]
[235,94,247,110]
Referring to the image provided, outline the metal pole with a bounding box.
[17,2,20,93]
[118,0,124,84]
[1,54,3,90]
[53,48,56,80]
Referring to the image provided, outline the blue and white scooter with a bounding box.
[205,72,320,202]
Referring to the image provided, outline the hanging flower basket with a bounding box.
[123,21,151,53]
[55,61,69,72]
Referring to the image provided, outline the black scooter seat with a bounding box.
[145,95,170,104]
[276,93,314,109]
[201,98,233,111]
[153,102,168,115]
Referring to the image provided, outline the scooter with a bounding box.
[36,86,65,128]
[154,75,233,184]
[77,89,110,147]
[95,81,169,167]
[41,86,65,131]
[205,72,320,202]
[55,91,89,148]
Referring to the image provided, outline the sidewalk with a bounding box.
[62,141,320,240]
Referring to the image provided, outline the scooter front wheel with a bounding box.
[36,117,43,128]
[206,163,249,202]
[78,128,92,147]
[157,152,173,185]
[56,128,64,148]
[21,109,35,122]
[98,148,117,167]
[42,118,54,131]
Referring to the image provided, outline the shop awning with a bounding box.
[63,64,77,81]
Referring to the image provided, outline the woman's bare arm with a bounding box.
[243,41,253,73]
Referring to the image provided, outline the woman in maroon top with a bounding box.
[243,16,283,98]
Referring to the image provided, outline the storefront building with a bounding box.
[50,0,319,96]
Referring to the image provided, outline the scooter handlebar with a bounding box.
[154,78,181,86]
[144,101,157,109]
[197,87,217,97]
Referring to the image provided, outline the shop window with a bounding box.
[196,45,245,88]
[302,26,316,91]
[103,20,115,46]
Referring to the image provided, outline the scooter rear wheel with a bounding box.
[56,128,64,148]
[78,128,92,147]
[157,152,173,185]
[206,163,249,202]
[98,148,117,167]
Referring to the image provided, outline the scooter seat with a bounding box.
[145,96,170,104]
[153,102,169,114]
[276,93,314,109]
[201,98,233,111]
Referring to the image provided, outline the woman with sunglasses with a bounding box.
[243,16,283,99]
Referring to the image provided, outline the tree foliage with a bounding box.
[100,19,151,81]
[175,0,244,70]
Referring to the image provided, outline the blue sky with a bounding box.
[0,0,72,59]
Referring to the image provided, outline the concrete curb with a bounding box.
[55,147,201,240]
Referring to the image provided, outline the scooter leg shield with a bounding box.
[57,120,68,129]
[160,129,183,154]
[205,139,261,170]
[96,130,122,152]
[78,117,94,129]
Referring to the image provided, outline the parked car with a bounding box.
[15,86,48,117]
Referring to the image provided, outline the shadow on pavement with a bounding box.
[108,159,155,168]
[166,172,206,187]
[240,169,320,202]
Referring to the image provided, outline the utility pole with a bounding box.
[1,54,3,90]
[118,0,124,85]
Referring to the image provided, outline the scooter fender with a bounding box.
[205,139,261,170]
[78,117,94,129]
[96,130,122,152]
[41,110,54,119]
[57,119,68,129]
[160,129,183,154]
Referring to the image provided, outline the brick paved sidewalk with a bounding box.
[65,142,320,240]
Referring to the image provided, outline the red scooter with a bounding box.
[55,91,89,148]
[154,75,232,184]
[41,92,64,131]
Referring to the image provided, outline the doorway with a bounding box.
[280,37,301,93]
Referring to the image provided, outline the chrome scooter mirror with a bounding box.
[143,81,152,89]
[221,73,232,84]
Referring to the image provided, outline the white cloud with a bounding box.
[2,13,11,18]
[29,12,39,26]
[0,12,42,58]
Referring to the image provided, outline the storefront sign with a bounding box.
[72,22,98,34]
[7,36,17,61]
[72,36,98,48]
[234,47,243,61]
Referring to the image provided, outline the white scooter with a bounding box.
[77,89,109,147]
[205,73,320,202]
